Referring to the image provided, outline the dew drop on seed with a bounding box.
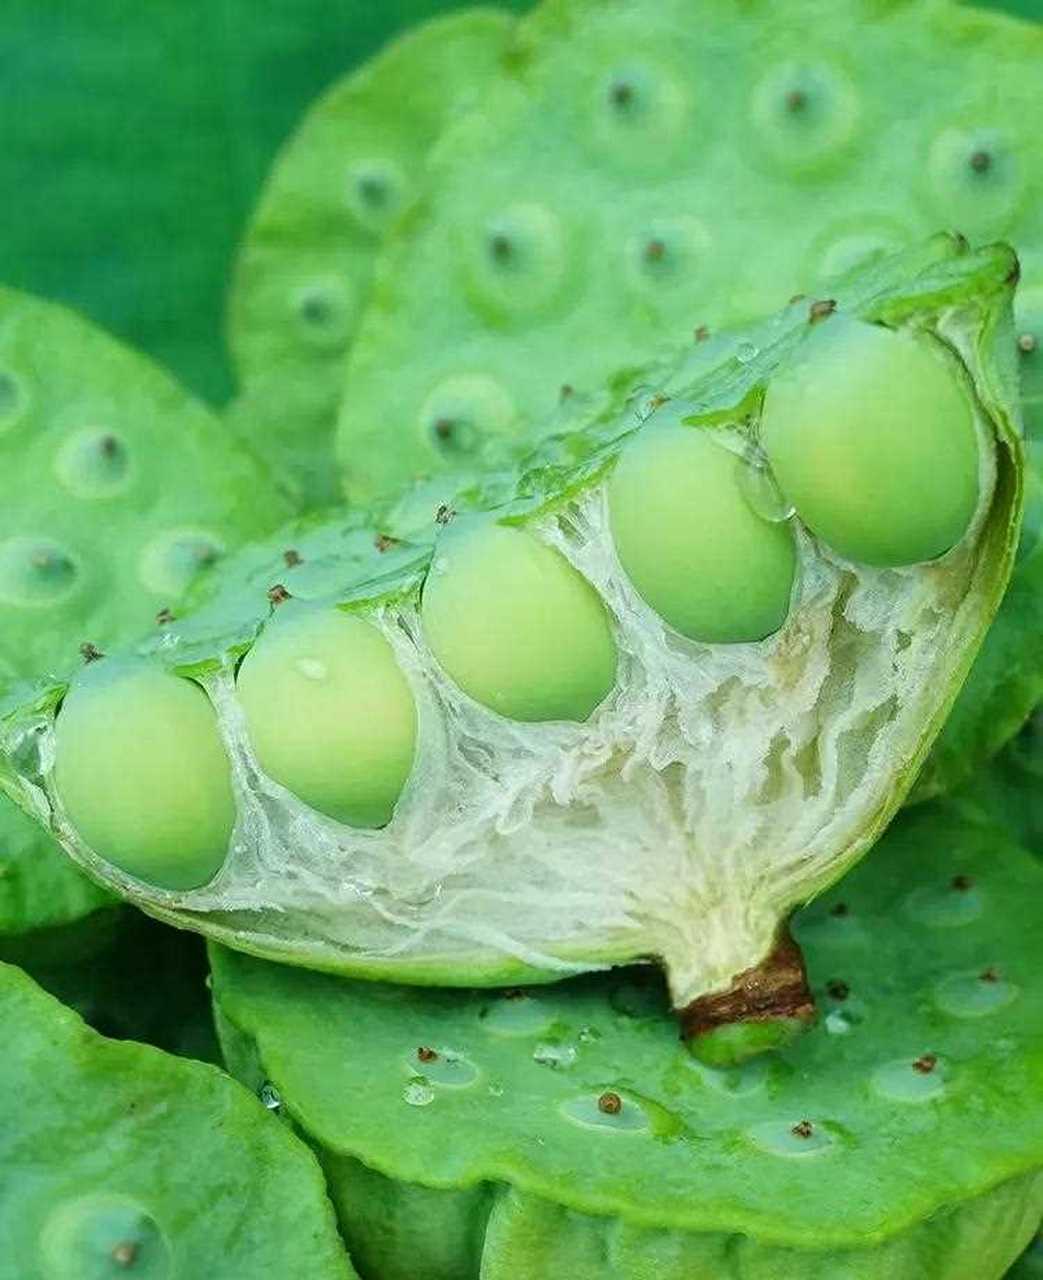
[935,969,1019,1018]
[825,1010,853,1035]
[736,454,795,523]
[402,1080,435,1107]
[736,341,758,364]
[687,1055,772,1096]
[872,1057,947,1103]
[403,1049,478,1088]
[561,1093,650,1133]
[258,1081,282,1111]
[293,657,327,682]
[747,1119,835,1157]
[533,1042,577,1069]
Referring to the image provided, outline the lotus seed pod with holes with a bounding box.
[54,662,235,891]
[759,314,980,566]
[226,10,515,505]
[608,421,797,643]
[421,521,617,723]
[236,603,417,827]
[210,805,1043,1279]
[331,0,1043,797]
[0,286,288,958]
[4,246,1022,1054]
[0,964,356,1279]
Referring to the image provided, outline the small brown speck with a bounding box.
[598,1091,623,1115]
[789,293,807,305]
[374,533,399,553]
[503,988,526,1001]
[951,874,974,892]
[155,607,174,626]
[784,88,807,113]
[99,434,120,458]
[1018,333,1038,355]
[434,504,455,526]
[644,238,666,263]
[913,1052,938,1075]
[969,149,992,174]
[433,417,455,441]
[80,642,104,664]
[980,967,1000,984]
[283,548,302,568]
[267,583,291,606]
[791,1119,814,1139]
[809,298,837,324]
[694,324,710,343]
[826,980,850,1002]
[560,383,574,402]
[830,902,849,918]
[417,1046,439,1063]
[111,1242,139,1267]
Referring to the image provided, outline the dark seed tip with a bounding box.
[374,533,399,553]
[980,966,1000,984]
[644,238,667,263]
[809,298,837,324]
[283,548,302,568]
[951,874,974,892]
[434,504,456,527]
[784,87,807,113]
[417,1046,438,1063]
[968,149,992,174]
[80,642,104,664]
[694,325,710,343]
[433,417,455,441]
[792,1119,814,1139]
[155,607,174,626]
[598,1091,623,1115]
[913,1052,938,1075]
[829,902,849,918]
[826,979,850,1001]
[609,80,634,109]
[267,583,291,606]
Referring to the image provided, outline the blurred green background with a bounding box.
[0,0,1033,407]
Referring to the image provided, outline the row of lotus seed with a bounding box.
[51,318,981,890]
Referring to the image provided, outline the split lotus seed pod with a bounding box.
[759,315,980,566]
[607,419,797,642]
[421,521,617,722]
[0,287,290,957]
[53,661,235,891]
[2,244,1021,1056]
[226,10,515,505]
[332,0,1043,798]
[210,804,1043,1279]
[0,962,356,1279]
[236,603,418,827]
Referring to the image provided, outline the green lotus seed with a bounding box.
[608,422,797,643]
[54,662,234,890]
[39,1194,171,1280]
[421,523,617,722]
[759,315,980,566]
[236,605,417,828]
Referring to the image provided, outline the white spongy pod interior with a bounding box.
[27,319,1000,1007]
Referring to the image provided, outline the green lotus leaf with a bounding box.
[210,802,1043,1279]
[3,243,1023,1054]
[226,8,518,505]
[0,287,292,957]
[0,961,356,1278]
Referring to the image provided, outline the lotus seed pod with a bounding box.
[226,10,515,505]
[759,315,979,566]
[54,662,235,890]
[608,421,797,642]
[0,963,356,1278]
[237,603,417,827]
[4,245,1022,1045]
[421,522,617,722]
[0,287,289,958]
[330,0,1043,797]
[210,804,1043,1279]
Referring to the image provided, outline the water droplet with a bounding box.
[687,1055,772,1096]
[825,1010,853,1035]
[403,1048,478,1088]
[258,1081,282,1111]
[294,657,327,682]
[487,1081,504,1098]
[905,878,984,928]
[402,1079,435,1107]
[935,969,1019,1018]
[747,1119,836,1158]
[872,1056,948,1103]
[533,1042,577,1069]
[577,1025,601,1044]
[736,453,794,522]
[481,991,555,1037]
[561,1092,650,1133]
[736,340,758,364]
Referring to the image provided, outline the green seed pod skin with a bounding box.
[422,523,617,723]
[54,663,234,890]
[608,423,797,643]
[236,604,417,828]
[759,316,980,567]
